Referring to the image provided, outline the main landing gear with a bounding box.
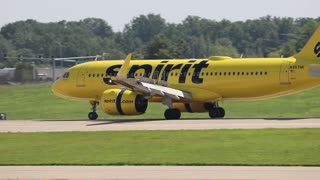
[162,96,181,120]
[207,102,225,119]
[164,108,181,119]
[88,101,98,120]
[162,97,226,120]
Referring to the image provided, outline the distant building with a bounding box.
[0,67,68,83]
[36,67,68,81]
[0,68,16,81]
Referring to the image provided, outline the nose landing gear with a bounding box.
[88,101,99,120]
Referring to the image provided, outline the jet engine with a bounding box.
[172,103,207,113]
[101,89,148,115]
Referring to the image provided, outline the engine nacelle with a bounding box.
[172,103,207,113]
[101,89,148,115]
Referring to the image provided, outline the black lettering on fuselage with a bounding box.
[192,61,209,84]
[103,60,209,85]
[127,64,152,78]
[161,64,182,81]
[179,64,192,83]
[314,42,320,57]
[104,64,121,85]
[152,61,168,79]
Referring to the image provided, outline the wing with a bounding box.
[113,54,192,100]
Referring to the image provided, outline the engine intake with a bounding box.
[101,89,148,115]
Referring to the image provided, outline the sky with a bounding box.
[1,0,320,31]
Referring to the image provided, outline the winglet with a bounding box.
[117,53,132,77]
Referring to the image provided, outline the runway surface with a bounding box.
[0,118,320,132]
[1,119,320,179]
[1,166,320,180]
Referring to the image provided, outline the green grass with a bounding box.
[1,83,320,119]
[0,129,319,166]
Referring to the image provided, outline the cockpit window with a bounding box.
[63,72,70,78]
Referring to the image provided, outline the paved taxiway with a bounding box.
[1,166,320,180]
[0,118,320,132]
[1,118,319,179]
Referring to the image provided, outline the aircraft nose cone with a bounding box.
[51,79,64,97]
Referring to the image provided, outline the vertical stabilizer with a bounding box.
[294,26,320,60]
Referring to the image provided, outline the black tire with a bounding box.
[88,112,98,120]
[209,108,219,119]
[217,107,225,118]
[164,108,181,120]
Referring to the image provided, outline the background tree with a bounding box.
[0,14,319,67]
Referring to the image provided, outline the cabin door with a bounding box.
[76,66,87,87]
[279,62,290,85]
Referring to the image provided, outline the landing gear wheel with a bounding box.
[209,108,219,119]
[209,107,225,119]
[88,112,98,120]
[88,101,99,120]
[164,108,181,120]
[217,107,225,118]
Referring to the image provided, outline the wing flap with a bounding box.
[140,82,192,99]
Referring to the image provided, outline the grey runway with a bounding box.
[0,166,320,180]
[1,119,320,179]
[0,118,320,132]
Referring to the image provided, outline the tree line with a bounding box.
[0,14,319,69]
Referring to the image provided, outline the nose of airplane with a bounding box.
[51,79,65,97]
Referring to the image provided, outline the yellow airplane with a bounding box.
[52,26,320,120]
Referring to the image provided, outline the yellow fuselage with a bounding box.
[52,57,320,103]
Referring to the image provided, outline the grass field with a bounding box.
[1,83,320,120]
[0,129,319,166]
